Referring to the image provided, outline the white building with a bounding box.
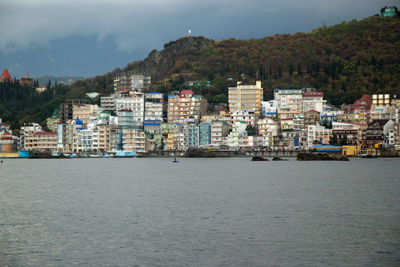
[261,100,278,119]
[144,92,164,133]
[115,91,145,127]
[211,121,231,148]
[230,110,256,126]
[307,124,332,149]
[274,87,303,119]
[302,91,326,113]
[101,94,116,111]
[225,121,248,149]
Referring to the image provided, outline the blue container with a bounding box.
[19,151,32,158]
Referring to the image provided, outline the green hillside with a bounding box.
[1,15,400,128]
[73,15,400,106]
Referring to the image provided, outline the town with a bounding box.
[0,68,399,158]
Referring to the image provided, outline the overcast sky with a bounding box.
[0,0,397,78]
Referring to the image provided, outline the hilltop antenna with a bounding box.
[187,29,192,37]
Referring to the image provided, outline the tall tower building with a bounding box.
[228,81,263,117]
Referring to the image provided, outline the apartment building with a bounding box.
[144,92,164,133]
[228,81,263,117]
[115,91,145,127]
[24,132,58,152]
[122,127,146,152]
[274,87,303,119]
[100,94,116,111]
[307,124,332,148]
[211,121,231,148]
[167,90,207,123]
[199,122,211,147]
[302,91,326,113]
[72,104,102,126]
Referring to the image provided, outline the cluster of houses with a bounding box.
[1,70,400,156]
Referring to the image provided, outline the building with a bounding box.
[281,118,294,131]
[380,6,397,17]
[0,68,13,83]
[274,87,303,119]
[332,122,365,145]
[0,131,16,153]
[372,94,390,107]
[60,100,87,123]
[113,71,151,93]
[184,123,199,148]
[352,94,372,124]
[261,100,278,119]
[293,114,304,131]
[19,73,33,87]
[228,81,263,117]
[167,90,207,123]
[144,92,164,133]
[57,120,82,154]
[307,124,332,149]
[96,124,115,153]
[117,109,134,128]
[257,118,280,149]
[101,94,116,111]
[304,110,320,128]
[122,127,146,152]
[211,121,231,148]
[362,119,394,148]
[20,123,43,150]
[225,121,248,149]
[24,132,58,152]
[230,110,256,126]
[72,104,102,126]
[115,91,145,127]
[302,91,326,113]
[199,122,211,147]
[166,124,185,151]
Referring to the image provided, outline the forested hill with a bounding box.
[72,15,400,106]
[1,15,400,128]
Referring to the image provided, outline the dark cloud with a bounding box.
[0,0,397,77]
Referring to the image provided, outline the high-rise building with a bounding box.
[228,81,263,117]
[115,91,145,127]
[144,92,164,133]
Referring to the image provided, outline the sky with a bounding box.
[0,0,398,78]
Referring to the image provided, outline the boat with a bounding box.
[173,157,179,163]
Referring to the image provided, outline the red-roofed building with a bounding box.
[352,94,372,124]
[0,68,13,83]
[20,72,33,86]
[179,89,194,98]
[302,91,326,113]
[0,129,17,152]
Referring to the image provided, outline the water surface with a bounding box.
[1,158,399,266]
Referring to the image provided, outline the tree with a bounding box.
[246,124,257,136]
[297,63,303,76]
[288,63,294,77]
[277,65,282,78]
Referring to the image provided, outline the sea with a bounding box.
[0,158,399,266]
